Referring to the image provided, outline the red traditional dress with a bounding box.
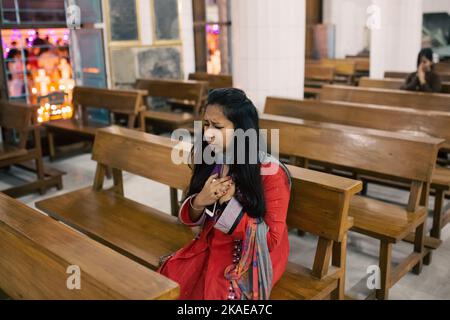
[158,162,290,300]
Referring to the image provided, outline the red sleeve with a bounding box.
[179,194,206,227]
[230,163,290,251]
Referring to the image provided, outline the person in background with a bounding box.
[6,49,25,97]
[401,48,442,93]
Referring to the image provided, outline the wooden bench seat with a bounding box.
[0,144,27,161]
[44,86,145,160]
[271,264,342,300]
[0,193,179,300]
[45,119,105,136]
[37,126,362,300]
[36,187,194,269]
[350,196,427,243]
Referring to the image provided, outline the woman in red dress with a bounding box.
[158,88,291,300]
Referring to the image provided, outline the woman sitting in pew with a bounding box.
[158,88,291,300]
[401,48,442,93]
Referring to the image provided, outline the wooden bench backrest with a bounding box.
[92,126,192,191]
[385,71,450,82]
[286,165,361,243]
[435,62,450,74]
[0,100,37,131]
[135,78,206,115]
[73,86,144,115]
[321,59,356,76]
[260,114,442,185]
[0,100,39,148]
[305,65,335,82]
[0,193,179,299]
[188,72,233,89]
[264,96,450,150]
[260,114,443,213]
[92,126,361,244]
[345,57,370,73]
[359,77,450,94]
[320,85,450,112]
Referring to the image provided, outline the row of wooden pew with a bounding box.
[0,126,364,300]
[1,71,450,300]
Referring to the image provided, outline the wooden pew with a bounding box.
[320,85,450,112]
[264,97,450,245]
[0,193,179,300]
[304,65,335,98]
[36,127,195,270]
[359,77,450,94]
[385,71,450,82]
[188,72,233,89]
[36,126,362,300]
[259,114,444,299]
[136,78,207,133]
[0,100,63,197]
[44,86,145,160]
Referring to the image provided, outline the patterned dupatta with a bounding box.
[222,153,291,300]
[224,217,273,300]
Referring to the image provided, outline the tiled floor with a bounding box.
[1,153,449,300]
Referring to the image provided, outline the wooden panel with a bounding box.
[135,78,206,102]
[264,97,450,150]
[286,165,361,242]
[350,195,427,242]
[188,72,233,89]
[385,71,450,82]
[260,114,443,182]
[92,126,192,190]
[0,193,179,300]
[321,59,356,76]
[35,187,194,270]
[0,100,37,130]
[359,77,450,94]
[73,86,144,115]
[305,65,335,82]
[320,85,450,112]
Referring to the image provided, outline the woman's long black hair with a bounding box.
[186,88,266,218]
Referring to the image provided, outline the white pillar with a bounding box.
[231,0,306,111]
[370,0,423,78]
[323,0,372,58]
[179,0,196,79]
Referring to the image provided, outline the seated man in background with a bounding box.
[401,48,442,93]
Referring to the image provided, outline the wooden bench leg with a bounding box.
[431,189,444,239]
[47,131,56,161]
[424,189,445,265]
[376,241,392,300]
[413,222,425,275]
[331,234,347,300]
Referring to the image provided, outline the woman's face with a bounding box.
[203,104,235,154]
[420,56,432,72]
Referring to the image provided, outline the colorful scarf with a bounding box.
[224,217,273,300]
